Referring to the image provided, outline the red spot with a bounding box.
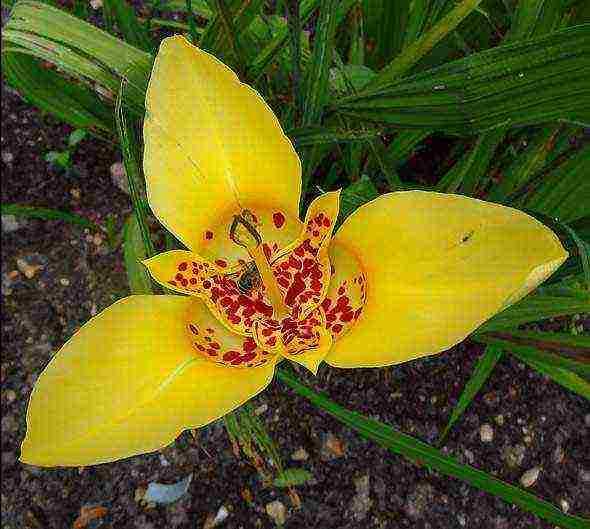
[272,211,285,229]
[263,243,272,260]
[242,351,257,362]
[266,336,277,346]
[332,324,343,333]
[288,256,302,269]
[277,277,290,288]
[178,262,188,271]
[262,328,273,336]
[220,297,233,307]
[341,311,355,322]
[243,338,257,352]
[311,280,322,291]
[189,324,199,335]
[206,328,214,334]
[196,344,206,351]
[192,261,200,267]
[215,259,227,268]
[312,230,320,237]
[223,350,239,361]
[209,342,221,349]
[231,358,243,366]
[338,286,345,295]
[181,279,188,287]
[189,277,197,285]
[175,273,184,281]
[284,274,306,306]
[323,217,331,227]
[205,230,214,240]
[321,298,332,310]
[294,245,305,257]
[203,280,211,289]
[254,299,273,317]
[207,349,218,356]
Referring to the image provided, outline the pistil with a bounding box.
[230,211,290,320]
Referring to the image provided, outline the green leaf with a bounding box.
[4,1,152,117]
[276,367,589,529]
[476,293,590,333]
[273,468,313,488]
[523,144,590,223]
[103,0,153,51]
[337,175,379,225]
[504,0,562,43]
[68,129,88,148]
[486,126,561,202]
[330,64,377,93]
[1,203,101,231]
[474,331,590,376]
[199,0,264,70]
[362,0,411,69]
[247,0,319,80]
[288,124,384,147]
[365,0,483,91]
[335,26,590,134]
[301,0,339,127]
[115,79,155,259]
[2,52,115,135]
[123,213,154,295]
[440,345,503,442]
[560,222,590,290]
[436,128,505,193]
[514,352,590,400]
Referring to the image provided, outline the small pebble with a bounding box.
[90,0,103,8]
[70,187,81,199]
[254,404,268,415]
[552,445,565,464]
[495,414,504,426]
[5,390,16,403]
[580,469,590,483]
[321,432,345,460]
[560,498,570,513]
[16,258,43,279]
[291,448,309,461]
[520,466,541,488]
[60,278,70,286]
[2,214,24,233]
[204,505,229,528]
[503,444,526,468]
[265,500,286,526]
[2,151,14,164]
[480,424,494,443]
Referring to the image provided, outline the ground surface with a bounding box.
[2,85,590,529]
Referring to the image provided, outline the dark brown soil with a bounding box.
[2,84,589,529]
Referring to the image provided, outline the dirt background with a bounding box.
[2,77,590,529]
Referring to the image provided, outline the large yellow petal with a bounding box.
[21,296,276,466]
[325,191,568,368]
[143,35,302,256]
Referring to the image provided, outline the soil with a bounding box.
[2,82,589,529]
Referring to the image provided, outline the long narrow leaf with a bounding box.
[476,293,590,332]
[123,213,154,294]
[439,345,503,442]
[335,26,590,134]
[1,203,102,231]
[276,368,589,529]
[365,0,483,90]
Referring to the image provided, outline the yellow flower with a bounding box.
[20,36,568,467]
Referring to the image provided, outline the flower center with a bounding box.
[230,210,291,320]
